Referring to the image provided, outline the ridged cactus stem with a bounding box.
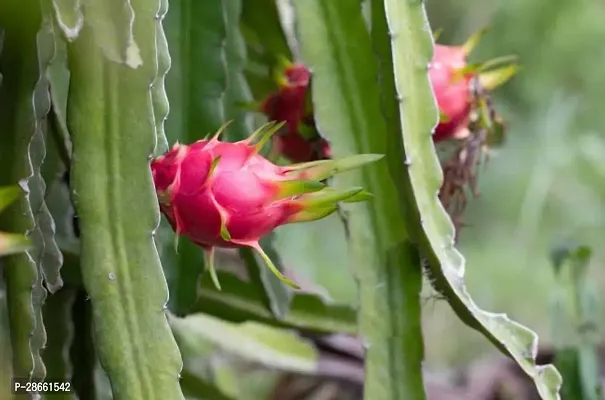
[56,0,185,398]
[0,0,57,382]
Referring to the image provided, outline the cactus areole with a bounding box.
[151,122,381,289]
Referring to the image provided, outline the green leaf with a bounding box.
[193,271,357,335]
[0,0,57,380]
[169,312,318,374]
[61,0,184,397]
[293,2,426,399]
[374,1,562,399]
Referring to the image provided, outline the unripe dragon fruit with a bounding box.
[151,122,381,289]
[429,29,517,143]
[259,60,332,163]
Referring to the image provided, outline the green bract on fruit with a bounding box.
[151,122,382,289]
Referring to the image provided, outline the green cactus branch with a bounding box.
[376,0,562,398]
[0,0,59,381]
[56,0,184,397]
[293,1,426,398]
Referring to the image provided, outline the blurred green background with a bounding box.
[274,0,605,369]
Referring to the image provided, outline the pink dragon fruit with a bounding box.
[429,29,517,143]
[259,60,332,163]
[151,122,381,289]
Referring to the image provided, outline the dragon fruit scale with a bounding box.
[151,122,382,290]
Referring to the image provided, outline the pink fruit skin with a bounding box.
[151,139,303,250]
[429,44,473,143]
[261,64,332,162]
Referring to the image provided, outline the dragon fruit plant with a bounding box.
[151,121,382,289]
[246,32,516,239]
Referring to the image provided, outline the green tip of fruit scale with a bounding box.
[220,223,231,242]
[276,54,293,70]
[432,28,443,42]
[285,153,384,181]
[209,156,221,178]
[479,64,519,91]
[249,242,299,289]
[461,26,489,56]
[296,186,365,209]
[272,69,289,88]
[173,233,180,254]
[439,110,451,124]
[208,120,233,142]
[288,205,339,224]
[204,247,222,291]
[274,179,325,200]
[272,55,294,87]
[244,121,286,151]
[341,189,374,203]
[0,232,31,257]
